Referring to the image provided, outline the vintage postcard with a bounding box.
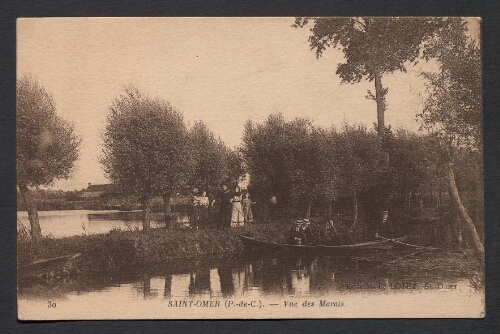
[17,17,484,320]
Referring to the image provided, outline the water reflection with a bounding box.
[218,266,235,297]
[18,255,469,303]
[130,257,340,301]
[210,269,222,298]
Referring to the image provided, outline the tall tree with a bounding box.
[242,114,341,219]
[419,18,484,265]
[316,127,342,219]
[293,17,447,135]
[271,118,317,218]
[241,114,292,203]
[187,121,242,193]
[17,75,81,240]
[384,129,445,209]
[285,120,339,219]
[336,124,382,227]
[101,87,191,230]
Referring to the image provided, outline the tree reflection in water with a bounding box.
[159,257,338,299]
[189,269,211,297]
[218,265,235,297]
[18,256,379,301]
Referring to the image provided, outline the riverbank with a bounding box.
[18,227,249,274]
[18,219,483,291]
[17,220,296,274]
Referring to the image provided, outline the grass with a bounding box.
[16,216,374,275]
[18,224,261,274]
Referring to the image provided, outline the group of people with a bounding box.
[190,184,254,229]
[288,219,338,246]
[288,219,313,245]
[287,211,394,246]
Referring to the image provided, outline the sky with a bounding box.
[16,17,480,191]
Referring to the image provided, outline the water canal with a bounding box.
[17,210,483,319]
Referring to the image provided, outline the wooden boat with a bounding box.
[18,253,80,278]
[240,235,408,256]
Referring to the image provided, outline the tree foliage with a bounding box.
[293,17,449,134]
[242,114,385,219]
[17,75,81,239]
[242,114,331,211]
[101,87,245,229]
[418,18,484,266]
[242,114,292,202]
[295,17,442,80]
[384,129,445,204]
[241,111,478,226]
[101,87,191,228]
[336,124,382,197]
[419,18,482,150]
[188,121,242,193]
[17,75,81,187]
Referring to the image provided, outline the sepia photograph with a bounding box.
[16,17,484,319]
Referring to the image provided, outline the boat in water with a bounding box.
[18,253,81,279]
[240,235,408,256]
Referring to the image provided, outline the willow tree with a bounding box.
[293,17,448,135]
[187,121,242,194]
[17,75,81,240]
[241,114,292,203]
[419,19,484,265]
[101,87,191,230]
[242,114,340,219]
[336,124,383,227]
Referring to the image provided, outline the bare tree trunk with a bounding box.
[162,193,172,229]
[305,200,312,220]
[327,201,332,220]
[351,190,358,229]
[374,72,386,136]
[142,196,152,231]
[18,182,42,240]
[446,161,484,268]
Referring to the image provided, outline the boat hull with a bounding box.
[18,253,80,278]
[240,235,408,256]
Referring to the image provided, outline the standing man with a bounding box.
[375,210,394,239]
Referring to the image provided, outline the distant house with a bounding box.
[81,183,122,200]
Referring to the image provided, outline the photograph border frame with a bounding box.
[1,0,498,332]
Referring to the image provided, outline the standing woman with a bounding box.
[191,188,200,230]
[231,186,244,227]
[198,190,209,228]
[242,192,254,224]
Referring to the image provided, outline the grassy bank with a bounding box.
[18,218,483,289]
[17,220,300,274]
[18,227,249,274]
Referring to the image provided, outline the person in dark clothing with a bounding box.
[215,184,232,228]
[320,220,339,245]
[375,210,394,239]
[301,219,314,245]
[288,221,306,245]
[230,186,244,227]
